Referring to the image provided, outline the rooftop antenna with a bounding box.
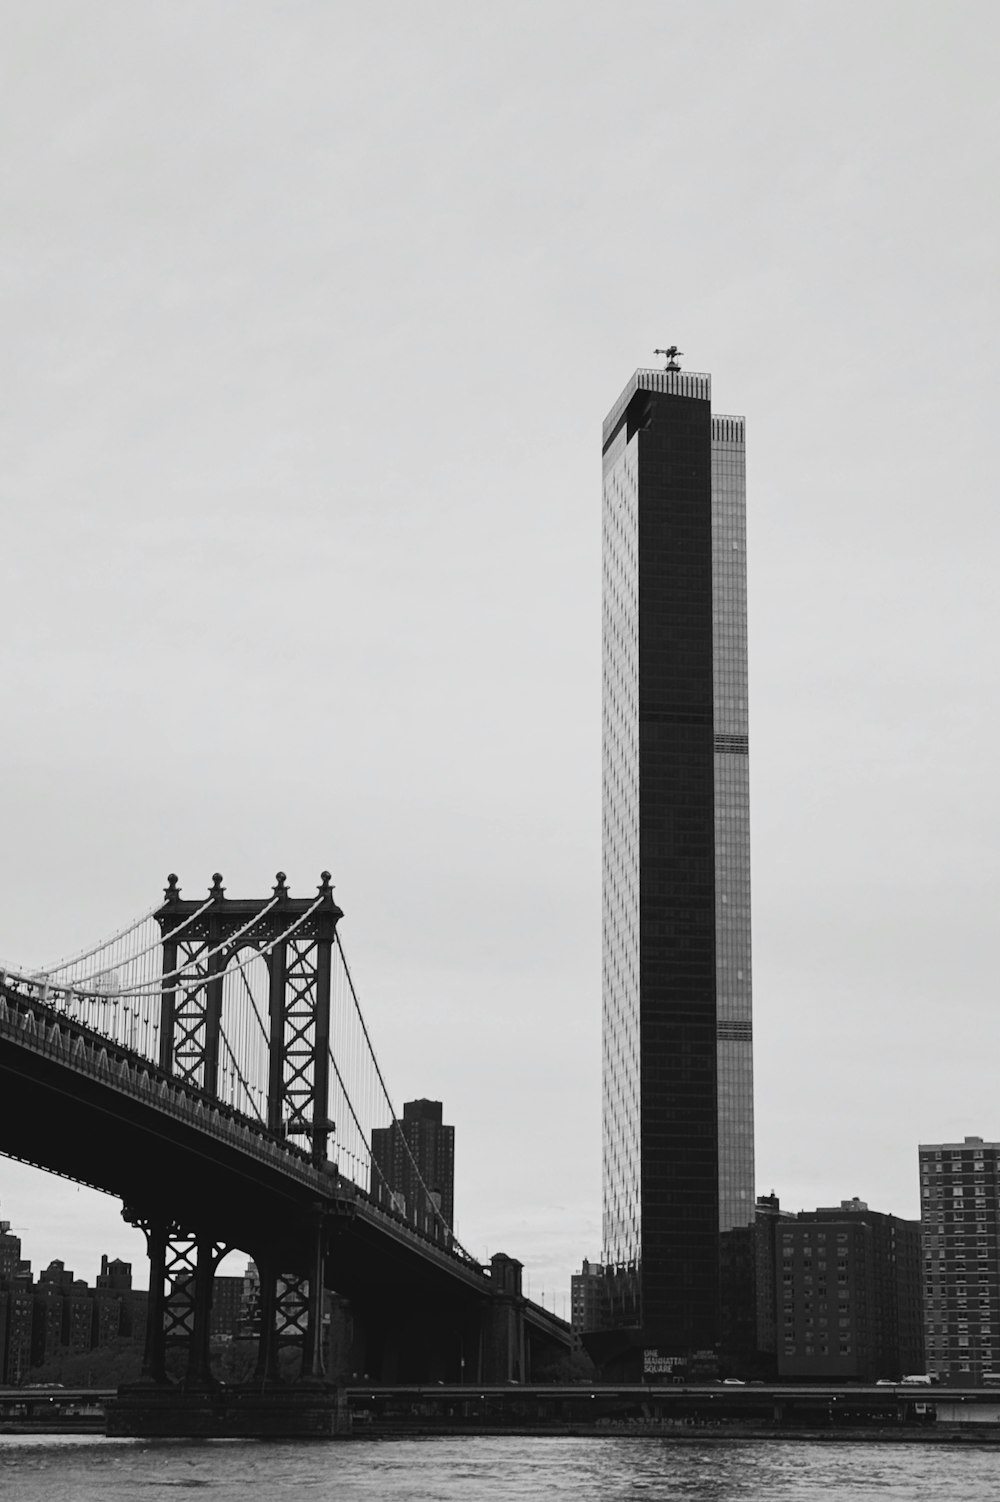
[654,345,683,372]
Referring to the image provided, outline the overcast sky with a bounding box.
[1,1,998,1309]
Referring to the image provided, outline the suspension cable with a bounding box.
[334,932,472,1257]
[106,894,280,995]
[326,1042,395,1201]
[63,894,288,1000]
[236,961,271,1045]
[1,896,322,1013]
[33,901,163,975]
[217,1025,266,1124]
[44,896,217,985]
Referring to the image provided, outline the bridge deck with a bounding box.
[0,980,491,1295]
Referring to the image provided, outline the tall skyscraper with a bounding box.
[920,1135,1000,1383]
[596,362,754,1378]
[371,1099,455,1243]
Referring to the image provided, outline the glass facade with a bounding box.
[711,416,755,1233]
[601,419,641,1276]
[600,370,755,1365]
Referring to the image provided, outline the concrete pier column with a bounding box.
[482,1253,526,1384]
[299,1216,328,1385]
[253,1257,280,1384]
[137,1219,170,1387]
[182,1237,218,1392]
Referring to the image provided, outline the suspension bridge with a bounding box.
[0,872,568,1436]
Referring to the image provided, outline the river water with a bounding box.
[2,1434,999,1502]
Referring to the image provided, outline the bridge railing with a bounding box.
[0,978,326,1190]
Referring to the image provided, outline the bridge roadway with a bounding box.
[0,978,567,1367]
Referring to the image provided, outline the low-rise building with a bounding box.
[777,1199,923,1382]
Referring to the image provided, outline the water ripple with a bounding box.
[1,1434,998,1501]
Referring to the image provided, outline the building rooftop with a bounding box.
[602,368,713,446]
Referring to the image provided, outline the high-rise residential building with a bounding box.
[570,1260,608,1347]
[32,1261,94,1363]
[595,362,754,1379]
[0,1212,32,1384]
[0,1215,22,1284]
[0,1284,33,1385]
[211,1276,246,1339]
[371,1099,455,1243]
[96,1255,133,1292]
[920,1135,1000,1384]
[0,1226,147,1379]
[775,1200,923,1382]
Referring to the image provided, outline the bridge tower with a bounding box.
[127,872,345,1411]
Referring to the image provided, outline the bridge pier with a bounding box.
[300,1215,329,1385]
[125,1214,231,1393]
[183,1235,220,1393]
[252,1254,280,1384]
[110,1221,352,1437]
[135,1217,170,1387]
[482,1253,526,1384]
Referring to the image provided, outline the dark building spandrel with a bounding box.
[598,368,755,1379]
